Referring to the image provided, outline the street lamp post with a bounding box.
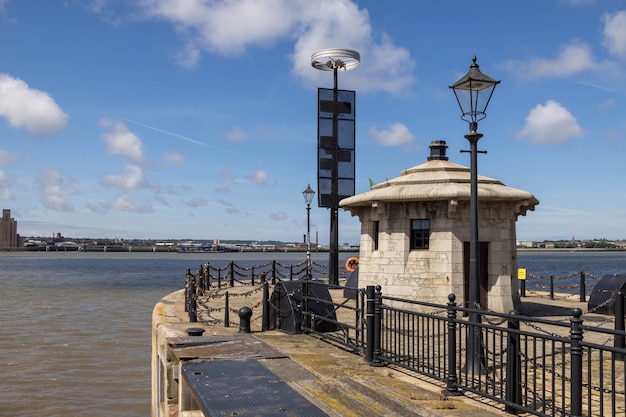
[302,184,315,279]
[311,48,360,286]
[449,56,500,374]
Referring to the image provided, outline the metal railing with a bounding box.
[520,270,603,301]
[362,285,626,417]
[184,263,626,416]
[184,260,353,326]
[300,279,366,353]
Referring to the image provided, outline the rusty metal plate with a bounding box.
[181,360,329,416]
[168,334,287,361]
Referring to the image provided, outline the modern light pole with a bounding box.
[449,56,500,374]
[311,48,360,285]
[302,184,315,280]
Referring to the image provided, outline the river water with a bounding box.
[0,250,624,416]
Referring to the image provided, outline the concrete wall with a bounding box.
[151,289,189,417]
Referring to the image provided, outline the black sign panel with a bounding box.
[317,88,356,208]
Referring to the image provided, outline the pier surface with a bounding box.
[152,288,594,417]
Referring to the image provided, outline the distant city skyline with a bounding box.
[1,1,626,243]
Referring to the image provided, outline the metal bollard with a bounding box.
[186,327,205,337]
[238,306,252,333]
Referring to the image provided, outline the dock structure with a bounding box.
[152,284,620,417]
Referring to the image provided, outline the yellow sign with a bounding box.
[518,268,527,280]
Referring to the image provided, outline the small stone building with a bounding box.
[340,141,538,313]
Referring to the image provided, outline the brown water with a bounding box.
[0,251,324,417]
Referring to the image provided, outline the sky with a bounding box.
[0,0,625,244]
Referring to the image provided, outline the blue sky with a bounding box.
[0,0,625,244]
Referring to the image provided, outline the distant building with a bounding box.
[0,209,18,248]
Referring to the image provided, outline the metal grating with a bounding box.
[181,360,329,416]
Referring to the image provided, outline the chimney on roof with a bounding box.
[427,140,448,161]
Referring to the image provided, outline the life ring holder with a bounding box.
[345,257,359,273]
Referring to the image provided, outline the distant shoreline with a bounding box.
[0,245,359,254]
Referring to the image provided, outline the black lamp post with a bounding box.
[302,184,315,279]
[311,48,360,286]
[450,56,500,374]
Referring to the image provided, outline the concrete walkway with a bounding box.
[154,288,554,417]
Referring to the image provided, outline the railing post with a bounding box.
[570,307,583,417]
[204,264,209,289]
[229,262,235,287]
[615,291,625,361]
[197,266,205,293]
[550,275,554,300]
[505,310,521,413]
[444,294,460,396]
[366,286,375,364]
[520,277,526,298]
[262,281,270,331]
[580,270,586,302]
[251,266,255,285]
[185,268,191,313]
[224,291,230,327]
[301,279,310,334]
[188,276,197,323]
[272,260,277,284]
[217,268,222,288]
[372,285,383,367]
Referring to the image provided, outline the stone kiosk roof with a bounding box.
[340,141,538,217]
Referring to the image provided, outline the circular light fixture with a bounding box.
[311,48,361,71]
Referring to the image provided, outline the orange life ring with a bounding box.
[345,257,359,273]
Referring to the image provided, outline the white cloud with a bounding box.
[225,127,249,142]
[99,118,144,162]
[0,74,68,136]
[516,100,584,144]
[35,169,75,212]
[164,151,185,165]
[246,169,268,184]
[0,150,18,164]
[503,42,596,79]
[0,170,12,200]
[219,200,240,214]
[602,11,626,59]
[369,123,414,147]
[270,211,287,221]
[101,164,147,189]
[0,187,12,200]
[106,193,152,212]
[131,0,414,95]
[186,197,208,207]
